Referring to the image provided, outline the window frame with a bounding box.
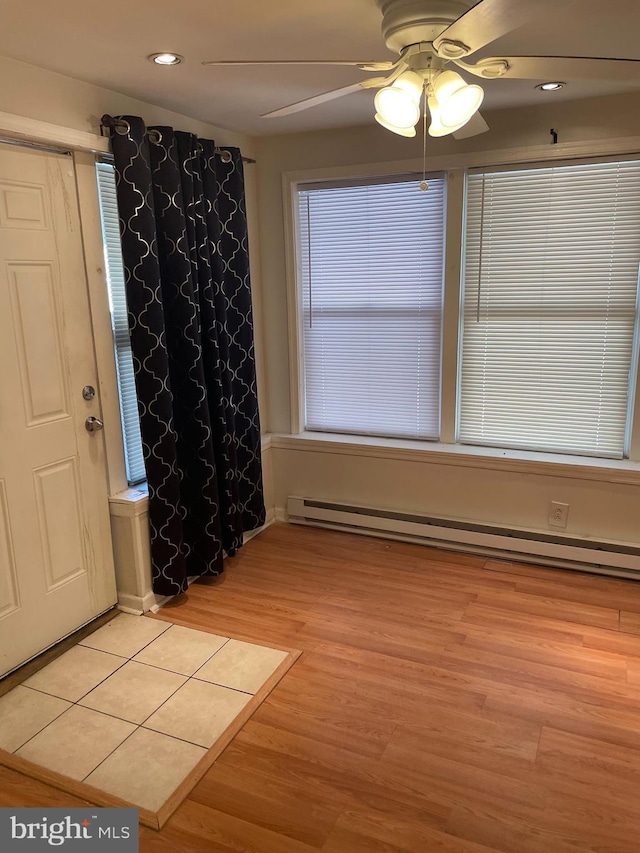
[457,157,640,460]
[296,172,447,441]
[284,141,640,466]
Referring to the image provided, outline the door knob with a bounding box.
[85,416,104,433]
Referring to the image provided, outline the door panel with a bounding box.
[9,262,70,424]
[34,458,86,590]
[0,142,117,676]
[0,481,19,618]
[0,179,47,229]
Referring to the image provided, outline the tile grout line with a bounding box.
[132,636,232,679]
[138,724,216,751]
[14,627,235,746]
[19,618,198,723]
[16,686,207,777]
[190,676,254,696]
[95,657,194,679]
[189,636,232,676]
[14,657,132,757]
[9,689,74,754]
[12,616,174,757]
[10,618,203,782]
[79,616,174,660]
[80,724,142,785]
[132,638,246,742]
[24,649,130,705]
[122,635,280,750]
[43,634,249,759]
[5,618,280,782]
[135,659,286,751]
[133,674,198,730]
[84,656,269,778]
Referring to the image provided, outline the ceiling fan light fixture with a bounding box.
[536,81,566,91]
[432,69,484,129]
[426,97,452,137]
[374,70,423,131]
[149,52,183,66]
[427,96,478,137]
[374,113,417,137]
[392,70,424,100]
[374,86,420,130]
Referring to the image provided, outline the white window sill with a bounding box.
[269,431,640,486]
[109,483,149,517]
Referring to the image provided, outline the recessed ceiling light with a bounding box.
[536,81,565,92]
[149,53,183,66]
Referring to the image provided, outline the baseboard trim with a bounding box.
[117,591,161,616]
[243,513,275,545]
[120,516,278,614]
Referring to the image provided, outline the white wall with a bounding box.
[256,90,640,545]
[271,440,640,544]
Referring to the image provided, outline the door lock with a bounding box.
[85,416,104,433]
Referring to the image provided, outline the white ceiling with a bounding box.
[2,0,640,136]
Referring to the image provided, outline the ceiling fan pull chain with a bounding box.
[420,85,429,192]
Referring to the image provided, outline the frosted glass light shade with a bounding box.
[427,97,449,137]
[433,70,483,128]
[374,70,423,132]
[393,70,423,101]
[427,95,478,137]
[374,113,417,137]
[374,87,420,129]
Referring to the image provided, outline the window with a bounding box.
[293,156,640,462]
[96,162,146,485]
[460,160,640,458]
[297,175,446,440]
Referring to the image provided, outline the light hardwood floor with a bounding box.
[4,521,640,852]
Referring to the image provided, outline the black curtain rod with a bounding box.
[100,115,256,164]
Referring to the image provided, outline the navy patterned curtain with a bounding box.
[107,115,265,596]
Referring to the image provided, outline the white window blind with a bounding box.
[96,162,146,484]
[460,160,640,458]
[298,176,445,440]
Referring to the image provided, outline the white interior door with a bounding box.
[0,141,117,677]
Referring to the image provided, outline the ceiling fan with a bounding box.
[203,0,640,139]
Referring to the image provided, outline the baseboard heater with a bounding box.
[287,496,640,580]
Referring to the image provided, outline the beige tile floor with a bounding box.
[0,613,290,813]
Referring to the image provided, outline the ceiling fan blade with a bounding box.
[453,111,490,139]
[479,55,640,82]
[434,0,562,57]
[202,59,394,70]
[261,82,368,119]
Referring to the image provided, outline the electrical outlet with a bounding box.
[549,501,569,529]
